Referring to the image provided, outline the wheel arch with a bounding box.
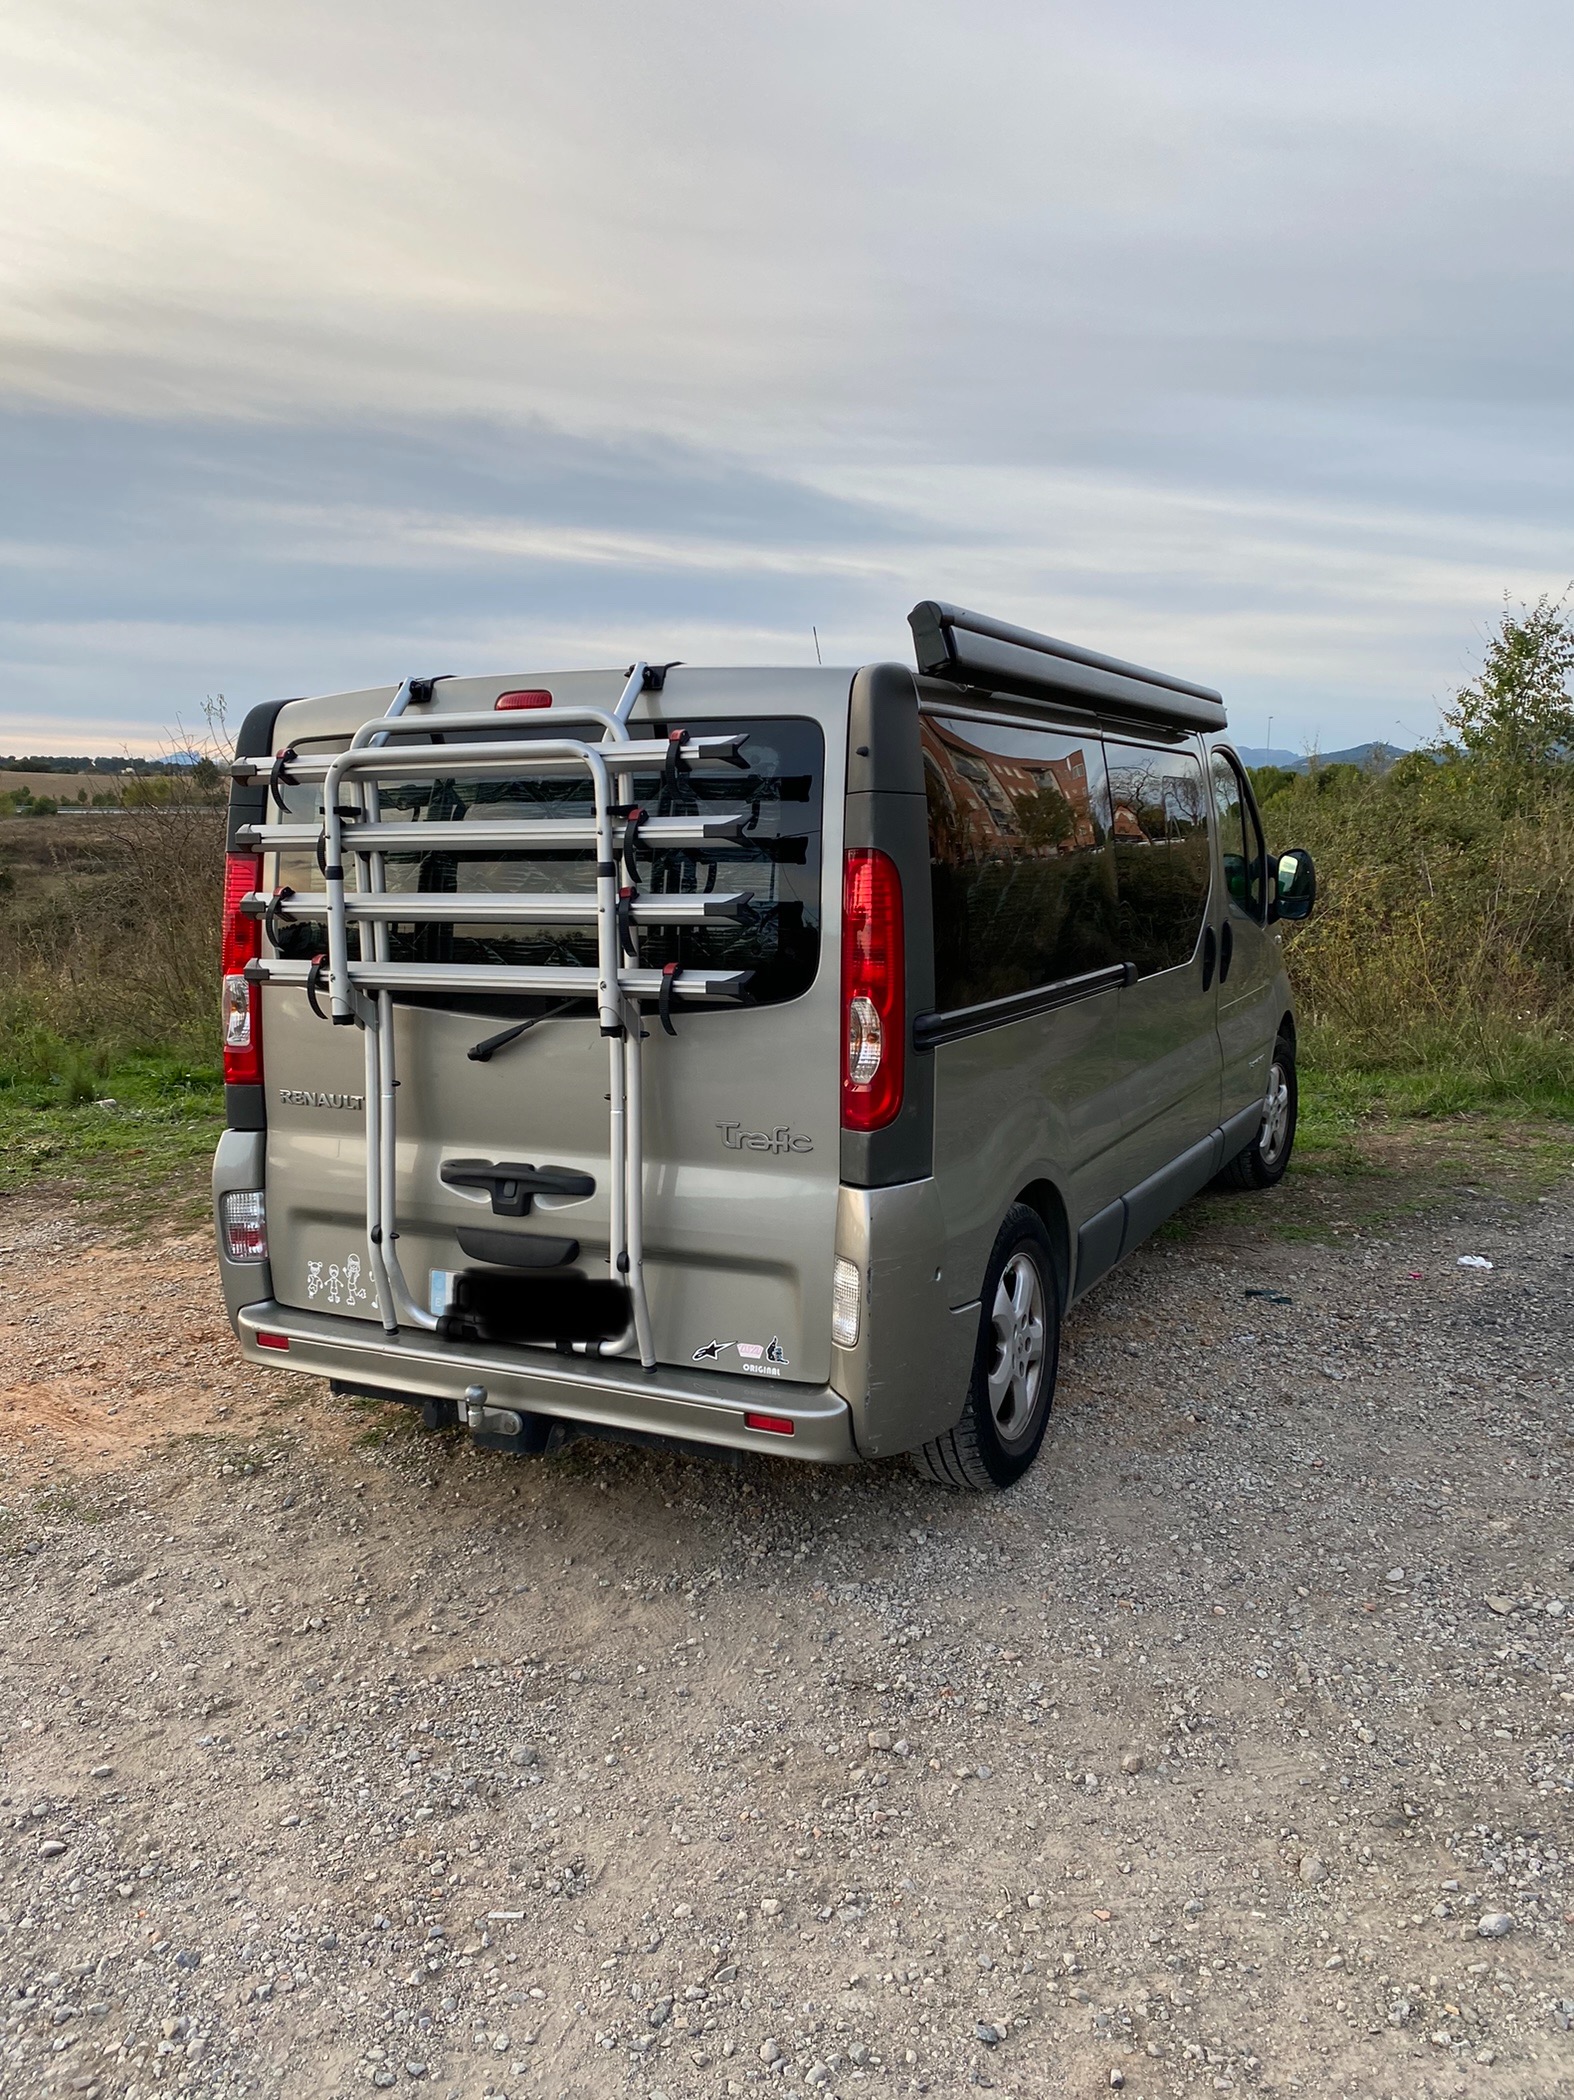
[1012,1177,1071,1310]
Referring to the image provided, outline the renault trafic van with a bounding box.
[213,602,1316,1489]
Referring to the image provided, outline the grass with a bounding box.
[1293,1038,1574,1210]
[0,1045,223,1227]
[1145,1036,1574,1254]
[1296,1018,1574,1123]
[4,1013,1569,1252]
[1293,1117,1574,1219]
[1148,1061,1574,1252]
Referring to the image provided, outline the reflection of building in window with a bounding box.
[924,729,1095,859]
[951,752,1013,829]
[923,717,1123,1003]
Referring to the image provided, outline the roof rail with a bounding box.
[908,600,1227,733]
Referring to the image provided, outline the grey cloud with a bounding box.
[0,0,1570,747]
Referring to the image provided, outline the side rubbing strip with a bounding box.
[913,963,1134,1051]
[1075,1199,1125,1297]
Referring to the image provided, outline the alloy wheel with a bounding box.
[1260,1061,1291,1166]
[986,1251,1046,1444]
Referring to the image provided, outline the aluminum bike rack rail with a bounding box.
[240,666,753,1371]
[252,890,752,926]
[249,959,750,998]
[234,813,747,853]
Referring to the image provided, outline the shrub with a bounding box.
[1258,594,1574,1110]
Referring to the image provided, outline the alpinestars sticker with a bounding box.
[692,1336,789,1376]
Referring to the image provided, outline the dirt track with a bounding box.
[1,1162,1571,2100]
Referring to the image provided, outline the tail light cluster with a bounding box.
[222,852,263,1086]
[220,1189,268,1261]
[840,848,905,1131]
[831,1256,861,1347]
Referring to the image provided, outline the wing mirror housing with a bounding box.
[1270,846,1317,923]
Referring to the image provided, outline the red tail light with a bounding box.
[222,852,263,1086]
[840,848,905,1132]
[495,689,553,711]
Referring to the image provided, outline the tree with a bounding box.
[1443,592,1574,769]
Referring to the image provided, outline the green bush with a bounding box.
[1257,595,1574,1117]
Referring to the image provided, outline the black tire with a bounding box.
[911,1204,1060,1491]
[1221,1032,1297,1190]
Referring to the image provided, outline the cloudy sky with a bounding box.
[2,0,1570,755]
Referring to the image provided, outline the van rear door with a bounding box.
[256,669,845,1387]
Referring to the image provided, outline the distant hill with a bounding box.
[1235,741,1409,774]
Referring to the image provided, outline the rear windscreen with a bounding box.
[272,716,823,1007]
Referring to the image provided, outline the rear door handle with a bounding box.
[1202,926,1217,992]
[1219,921,1234,983]
[440,1158,596,1217]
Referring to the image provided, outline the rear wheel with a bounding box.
[1222,1033,1297,1189]
[911,1204,1060,1491]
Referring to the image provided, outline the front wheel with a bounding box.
[1222,1033,1297,1190]
[911,1204,1060,1491]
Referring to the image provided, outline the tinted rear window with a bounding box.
[272,716,823,1007]
[923,714,1121,1010]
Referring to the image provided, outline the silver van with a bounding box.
[212,602,1316,1489]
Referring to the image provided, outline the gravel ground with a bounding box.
[1,1159,1571,2100]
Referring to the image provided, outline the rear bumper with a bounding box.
[232,1300,859,1464]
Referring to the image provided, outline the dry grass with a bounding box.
[0,800,225,1075]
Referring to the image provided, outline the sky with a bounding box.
[1,0,1571,756]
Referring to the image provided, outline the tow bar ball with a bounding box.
[463,1383,555,1455]
[465,1383,520,1438]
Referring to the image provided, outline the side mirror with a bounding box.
[1271,846,1317,923]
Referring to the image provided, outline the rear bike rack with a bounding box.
[231,665,753,1369]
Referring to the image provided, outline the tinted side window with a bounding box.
[1106,742,1212,975]
[1210,749,1265,920]
[923,715,1120,1010]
